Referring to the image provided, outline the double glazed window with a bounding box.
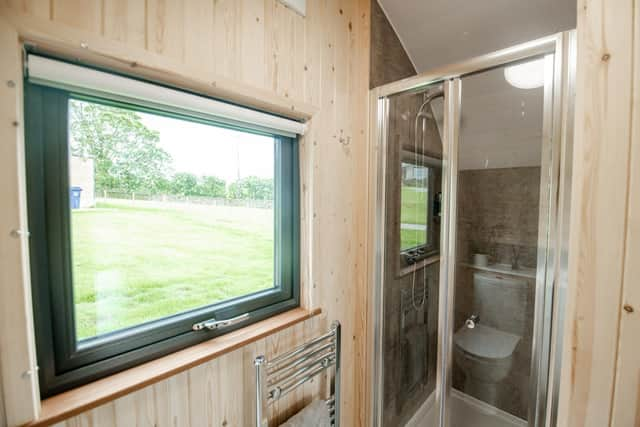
[25,57,300,396]
[400,151,440,264]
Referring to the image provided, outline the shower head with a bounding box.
[423,87,445,106]
[417,87,445,116]
[414,87,445,122]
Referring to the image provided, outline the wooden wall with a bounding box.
[558,0,640,425]
[0,371,5,427]
[0,0,371,425]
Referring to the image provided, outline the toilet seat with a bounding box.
[454,323,520,360]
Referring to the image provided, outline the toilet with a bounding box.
[453,272,527,405]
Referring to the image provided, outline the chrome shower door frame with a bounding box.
[368,30,576,427]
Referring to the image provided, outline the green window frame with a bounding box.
[24,81,300,397]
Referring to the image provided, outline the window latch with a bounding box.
[192,313,250,331]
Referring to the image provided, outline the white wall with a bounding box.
[70,156,95,208]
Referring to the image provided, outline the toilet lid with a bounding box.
[454,324,520,359]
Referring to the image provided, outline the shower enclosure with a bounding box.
[370,31,575,427]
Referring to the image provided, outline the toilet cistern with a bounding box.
[465,314,480,329]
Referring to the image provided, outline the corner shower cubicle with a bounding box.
[369,31,575,427]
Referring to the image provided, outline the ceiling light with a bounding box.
[504,58,545,89]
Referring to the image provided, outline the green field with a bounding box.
[71,200,274,339]
[400,186,428,250]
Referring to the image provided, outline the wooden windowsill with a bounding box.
[25,307,321,427]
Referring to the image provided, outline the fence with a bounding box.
[99,190,273,209]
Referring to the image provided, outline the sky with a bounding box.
[139,112,274,183]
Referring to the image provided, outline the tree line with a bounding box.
[69,100,273,200]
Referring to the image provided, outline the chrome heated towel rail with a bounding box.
[254,321,341,427]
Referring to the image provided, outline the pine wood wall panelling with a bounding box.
[3,9,315,120]
[212,0,240,81]
[0,16,40,426]
[610,1,640,423]
[352,4,370,425]
[51,0,101,34]
[4,0,49,19]
[182,0,214,73]
[1,0,371,424]
[558,0,636,425]
[146,0,185,61]
[102,0,146,50]
[0,370,6,427]
[48,318,328,427]
[239,0,266,89]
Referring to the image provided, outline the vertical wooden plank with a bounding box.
[291,9,305,101]
[351,2,370,425]
[217,349,244,426]
[0,370,6,427]
[146,0,185,61]
[183,0,214,74]
[302,0,322,106]
[239,0,266,89]
[212,0,240,79]
[298,0,322,315]
[558,0,635,426]
[51,0,101,33]
[186,359,216,424]
[0,16,40,426]
[272,2,300,99]
[102,0,146,50]
[90,403,117,427]
[611,2,640,424]
[152,371,190,427]
[113,393,138,426]
[4,0,50,19]
[112,386,156,426]
[63,402,117,427]
[263,0,277,100]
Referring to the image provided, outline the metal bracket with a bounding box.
[192,313,249,331]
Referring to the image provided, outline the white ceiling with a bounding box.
[379,0,574,170]
[459,65,545,170]
[430,62,546,170]
[378,0,576,72]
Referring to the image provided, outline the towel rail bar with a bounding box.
[268,345,335,381]
[268,354,335,389]
[255,321,341,427]
[267,342,335,375]
[267,329,336,367]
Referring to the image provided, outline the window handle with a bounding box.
[192,313,250,331]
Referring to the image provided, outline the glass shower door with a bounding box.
[376,83,445,427]
[442,55,556,427]
[371,31,575,427]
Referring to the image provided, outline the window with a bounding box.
[400,151,441,264]
[25,58,300,396]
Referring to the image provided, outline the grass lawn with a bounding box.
[400,185,428,250]
[71,199,274,340]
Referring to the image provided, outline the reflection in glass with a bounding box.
[451,60,547,424]
[400,162,429,251]
[381,85,443,426]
